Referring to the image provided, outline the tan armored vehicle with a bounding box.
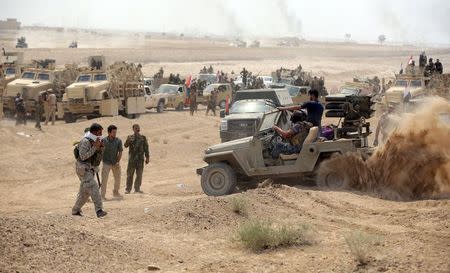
[1,51,23,118]
[198,94,374,196]
[62,56,146,122]
[3,59,77,118]
[145,84,187,112]
[383,64,450,108]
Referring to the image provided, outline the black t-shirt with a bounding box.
[301,101,324,127]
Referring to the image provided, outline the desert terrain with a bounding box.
[0,30,449,272]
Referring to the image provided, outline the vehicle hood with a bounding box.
[205,136,253,154]
[8,78,51,88]
[150,93,171,99]
[223,112,264,121]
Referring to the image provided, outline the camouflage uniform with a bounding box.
[206,90,218,116]
[124,134,150,192]
[72,138,104,215]
[189,86,197,116]
[34,97,43,130]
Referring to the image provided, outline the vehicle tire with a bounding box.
[316,170,344,189]
[176,102,184,111]
[63,113,76,123]
[218,100,226,109]
[157,101,164,113]
[201,163,237,196]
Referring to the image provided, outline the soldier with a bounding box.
[207,65,214,74]
[101,125,123,199]
[373,105,399,146]
[419,52,427,68]
[189,81,198,116]
[169,73,174,84]
[206,89,218,116]
[425,58,436,76]
[14,93,26,126]
[124,124,150,194]
[159,67,164,78]
[72,123,107,218]
[34,95,44,130]
[240,68,248,86]
[435,59,443,74]
[44,91,56,126]
[271,111,312,158]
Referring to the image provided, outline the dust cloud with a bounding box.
[319,97,450,200]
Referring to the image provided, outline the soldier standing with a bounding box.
[189,82,198,116]
[240,68,249,87]
[206,89,218,116]
[44,91,56,125]
[72,123,107,218]
[124,124,150,194]
[34,95,44,130]
[14,93,26,126]
[435,59,443,74]
[207,65,214,74]
[101,125,123,199]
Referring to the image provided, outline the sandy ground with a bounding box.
[1,30,450,272]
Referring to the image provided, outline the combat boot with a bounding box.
[96,210,108,218]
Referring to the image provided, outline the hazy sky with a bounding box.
[2,0,450,44]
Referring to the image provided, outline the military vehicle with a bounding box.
[3,59,78,118]
[249,40,261,48]
[15,37,28,48]
[198,83,233,109]
[198,73,218,85]
[69,41,78,48]
[1,51,23,119]
[62,56,146,123]
[383,61,450,108]
[219,88,293,142]
[197,94,374,196]
[270,84,311,105]
[145,84,187,112]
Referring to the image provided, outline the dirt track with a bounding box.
[1,33,450,272]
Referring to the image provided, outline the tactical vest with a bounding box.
[290,123,311,146]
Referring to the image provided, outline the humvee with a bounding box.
[145,84,187,112]
[198,95,374,196]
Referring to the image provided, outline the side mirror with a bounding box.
[220,109,226,118]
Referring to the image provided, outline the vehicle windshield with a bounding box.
[340,87,359,95]
[204,84,218,93]
[22,72,35,79]
[77,75,91,82]
[94,74,107,81]
[259,111,279,132]
[395,80,408,87]
[410,80,422,87]
[37,73,50,81]
[159,85,179,94]
[288,86,300,96]
[5,68,15,75]
[230,100,273,114]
